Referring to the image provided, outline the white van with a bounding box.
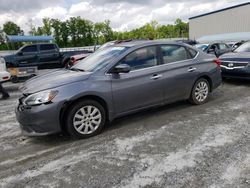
[0,57,10,82]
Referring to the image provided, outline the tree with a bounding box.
[0,17,189,50]
[174,18,188,38]
[3,21,22,35]
[51,19,62,45]
[42,18,52,35]
[60,21,69,47]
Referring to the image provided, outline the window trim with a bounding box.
[106,44,199,75]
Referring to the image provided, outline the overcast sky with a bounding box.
[0,0,248,33]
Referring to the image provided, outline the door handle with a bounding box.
[188,67,197,72]
[150,74,162,80]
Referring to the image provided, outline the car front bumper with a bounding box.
[221,67,250,79]
[15,101,63,136]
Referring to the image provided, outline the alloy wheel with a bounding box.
[73,105,102,135]
[194,81,209,102]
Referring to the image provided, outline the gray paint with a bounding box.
[15,41,222,136]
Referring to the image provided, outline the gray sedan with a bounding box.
[16,40,222,138]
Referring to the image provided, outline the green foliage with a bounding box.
[113,19,189,41]
[3,21,22,35]
[0,18,189,50]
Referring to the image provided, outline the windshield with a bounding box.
[98,41,115,50]
[234,42,250,52]
[72,46,128,72]
[195,44,209,51]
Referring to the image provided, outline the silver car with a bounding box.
[16,40,221,138]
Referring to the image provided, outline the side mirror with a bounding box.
[110,64,131,74]
[17,51,23,56]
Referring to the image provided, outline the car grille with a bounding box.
[221,61,249,69]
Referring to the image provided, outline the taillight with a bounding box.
[214,59,221,67]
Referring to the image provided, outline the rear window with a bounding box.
[218,43,228,50]
[22,45,38,53]
[187,48,198,58]
[40,44,56,51]
[161,45,191,64]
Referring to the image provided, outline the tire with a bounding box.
[189,78,210,105]
[66,100,106,139]
[11,76,19,83]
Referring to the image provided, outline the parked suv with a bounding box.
[3,43,90,69]
[16,40,222,138]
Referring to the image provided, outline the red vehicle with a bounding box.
[68,53,92,67]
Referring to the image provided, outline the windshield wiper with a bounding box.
[69,68,85,72]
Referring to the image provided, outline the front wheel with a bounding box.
[189,78,210,105]
[66,100,106,139]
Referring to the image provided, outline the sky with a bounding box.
[0,0,248,33]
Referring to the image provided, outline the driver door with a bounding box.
[15,45,39,67]
[111,46,164,115]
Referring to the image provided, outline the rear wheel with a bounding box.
[189,78,210,105]
[66,100,106,139]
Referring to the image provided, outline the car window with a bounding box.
[161,45,191,64]
[234,42,250,52]
[187,48,198,58]
[40,44,56,51]
[218,43,228,50]
[195,44,209,51]
[21,45,38,53]
[73,46,128,72]
[119,46,157,71]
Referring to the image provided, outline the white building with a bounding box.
[189,2,250,40]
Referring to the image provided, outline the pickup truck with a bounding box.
[2,43,91,69]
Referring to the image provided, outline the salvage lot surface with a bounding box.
[0,79,250,188]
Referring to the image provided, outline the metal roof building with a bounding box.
[189,2,250,40]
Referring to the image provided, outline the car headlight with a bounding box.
[23,90,58,106]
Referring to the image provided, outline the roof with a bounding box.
[189,2,250,20]
[115,39,190,48]
[197,32,250,43]
[6,35,54,43]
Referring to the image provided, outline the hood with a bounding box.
[2,54,15,62]
[220,52,250,61]
[20,69,92,94]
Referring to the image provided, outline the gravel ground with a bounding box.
[0,78,250,188]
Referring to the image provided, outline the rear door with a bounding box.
[15,45,39,67]
[111,45,164,114]
[159,45,199,102]
[39,44,61,68]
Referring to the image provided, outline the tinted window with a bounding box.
[22,45,37,53]
[234,42,250,52]
[119,46,157,71]
[161,45,190,64]
[40,44,55,51]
